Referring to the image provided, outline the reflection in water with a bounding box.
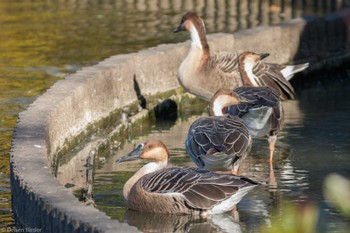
[56,139,102,192]
[279,160,310,194]
[124,210,243,233]
[93,73,350,232]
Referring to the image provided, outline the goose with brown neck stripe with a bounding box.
[174,12,309,101]
[116,140,258,216]
[185,89,253,175]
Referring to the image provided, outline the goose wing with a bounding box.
[185,116,251,168]
[210,51,240,74]
[234,86,280,104]
[237,86,284,135]
[227,86,278,116]
[227,86,284,137]
[253,62,295,100]
[141,167,257,209]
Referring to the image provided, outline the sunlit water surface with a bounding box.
[1,0,350,230]
[93,72,350,233]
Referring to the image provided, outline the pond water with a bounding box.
[92,70,350,233]
[1,0,350,230]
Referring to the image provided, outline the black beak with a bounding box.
[116,143,144,163]
[259,53,270,60]
[173,23,184,33]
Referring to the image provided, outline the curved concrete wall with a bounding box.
[11,10,350,232]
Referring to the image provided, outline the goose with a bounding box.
[225,86,284,164]
[116,139,258,215]
[174,12,309,101]
[185,90,252,175]
[228,51,285,163]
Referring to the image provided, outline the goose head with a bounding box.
[209,89,241,116]
[239,51,270,70]
[116,140,170,201]
[238,51,269,86]
[117,139,169,165]
[174,12,208,50]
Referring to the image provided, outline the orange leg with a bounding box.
[231,206,240,221]
[268,135,277,164]
[231,161,240,175]
[269,161,277,188]
[231,170,239,175]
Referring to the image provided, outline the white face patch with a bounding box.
[212,100,224,116]
[243,60,259,86]
[212,94,239,116]
[212,95,231,116]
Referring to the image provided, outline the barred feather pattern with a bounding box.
[209,51,240,74]
[126,166,257,214]
[252,62,295,100]
[226,86,284,137]
[176,12,308,101]
[185,115,252,170]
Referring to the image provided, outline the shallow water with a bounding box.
[1,0,350,230]
[93,72,350,232]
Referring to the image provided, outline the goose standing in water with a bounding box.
[174,12,309,101]
[225,86,284,164]
[185,90,252,175]
[116,140,258,215]
[228,51,284,164]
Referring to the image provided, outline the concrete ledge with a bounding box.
[11,10,350,232]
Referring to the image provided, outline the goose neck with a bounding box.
[189,24,210,54]
[239,60,256,86]
[123,161,168,201]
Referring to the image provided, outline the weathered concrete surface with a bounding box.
[11,10,350,233]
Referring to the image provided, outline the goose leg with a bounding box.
[269,162,277,189]
[231,207,240,221]
[268,135,277,164]
[231,161,240,175]
[231,170,239,175]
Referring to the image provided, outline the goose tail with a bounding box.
[281,62,309,81]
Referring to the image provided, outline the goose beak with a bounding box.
[173,23,184,33]
[116,143,144,163]
[259,53,270,60]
